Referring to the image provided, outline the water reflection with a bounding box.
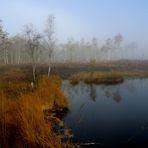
[61,79,148,146]
[113,90,122,103]
[89,84,97,102]
[103,85,122,103]
[62,79,140,104]
[62,81,125,103]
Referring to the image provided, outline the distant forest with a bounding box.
[0,16,139,65]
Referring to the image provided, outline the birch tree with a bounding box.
[24,25,42,81]
[43,15,55,77]
[114,33,123,59]
[11,35,26,64]
[0,20,10,64]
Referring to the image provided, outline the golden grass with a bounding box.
[18,94,60,148]
[70,71,124,85]
[37,75,68,110]
[0,75,70,148]
[70,70,148,85]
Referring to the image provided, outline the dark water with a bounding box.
[61,79,148,147]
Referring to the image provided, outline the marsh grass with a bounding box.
[36,75,68,110]
[0,75,70,148]
[69,70,148,85]
[70,71,124,85]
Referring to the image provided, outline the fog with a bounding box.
[0,0,148,64]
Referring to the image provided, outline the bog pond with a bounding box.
[61,79,148,147]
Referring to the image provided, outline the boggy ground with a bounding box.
[1,60,148,79]
[69,70,148,85]
[0,68,75,148]
[53,60,148,84]
[0,61,148,147]
[1,61,148,87]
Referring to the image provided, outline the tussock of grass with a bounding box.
[70,71,124,85]
[70,70,148,85]
[0,75,70,148]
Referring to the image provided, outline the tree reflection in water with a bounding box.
[61,80,137,104]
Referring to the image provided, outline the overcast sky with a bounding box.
[0,0,148,57]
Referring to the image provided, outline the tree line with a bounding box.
[0,15,138,80]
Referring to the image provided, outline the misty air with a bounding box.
[0,0,148,148]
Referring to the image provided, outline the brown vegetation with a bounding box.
[0,62,148,147]
[69,70,148,85]
[0,73,71,148]
[70,71,124,85]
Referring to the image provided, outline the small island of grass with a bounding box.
[69,70,148,85]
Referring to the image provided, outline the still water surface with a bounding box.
[61,79,148,147]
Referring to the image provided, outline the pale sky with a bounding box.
[0,0,148,57]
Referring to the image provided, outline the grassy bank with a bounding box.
[69,70,148,85]
[0,74,74,148]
